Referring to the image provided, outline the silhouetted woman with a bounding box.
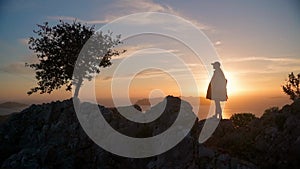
[206,61,228,119]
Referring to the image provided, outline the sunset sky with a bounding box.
[0,0,299,116]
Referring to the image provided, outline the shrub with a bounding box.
[230,113,256,128]
[264,107,279,115]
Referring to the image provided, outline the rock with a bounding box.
[198,145,215,158]
[2,148,39,169]
[288,136,300,166]
[216,153,230,169]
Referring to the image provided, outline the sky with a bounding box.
[0,0,299,116]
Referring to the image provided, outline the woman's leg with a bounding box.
[214,100,222,119]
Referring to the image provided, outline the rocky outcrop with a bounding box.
[5,96,298,168]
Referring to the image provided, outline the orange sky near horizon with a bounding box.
[0,63,293,119]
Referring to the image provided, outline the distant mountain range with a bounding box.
[0,102,28,109]
[0,102,28,116]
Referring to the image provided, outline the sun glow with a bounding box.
[225,72,238,96]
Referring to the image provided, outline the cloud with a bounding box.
[225,56,296,62]
[117,0,211,30]
[102,76,112,81]
[47,16,110,24]
[135,68,167,78]
[101,66,202,82]
[47,0,169,24]
[0,62,36,83]
[0,62,34,75]
[110,0,211,30]
[113,0,167,13]
[214,41,222,46]
[222,56,300,75]
[112,44,161,61]
[47,0,212,31]
[18,38,29,46]
[102,69,168,81]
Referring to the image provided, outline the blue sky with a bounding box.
[0,0,300,104]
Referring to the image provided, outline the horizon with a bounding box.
[0,93,292,120]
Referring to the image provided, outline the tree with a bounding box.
[26,20,125,97]
[282,72,300,101]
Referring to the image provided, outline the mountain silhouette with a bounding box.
[0,102,28,109]
[0,102,28,116]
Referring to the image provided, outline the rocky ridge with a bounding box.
[1,96,299,169]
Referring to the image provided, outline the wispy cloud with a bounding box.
[100,66,203,82]
[214,41,222,46]
[112,0,167,13]
[47,16,110,24]
[224,56,296,63]
[48,0,212,31]
[112,44,155,60]
[0,62,34,75]
[223,56,300,75]
[47,0,169,24]
[100,69,166,82]
[111,0,211,30]
[18,38,29,46]
[0,62,36,83]
[135,68,167,78]
[102,76,112,81]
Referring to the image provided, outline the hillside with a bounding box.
[0,96,299,169]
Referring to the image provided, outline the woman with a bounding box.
[206,61,228,119]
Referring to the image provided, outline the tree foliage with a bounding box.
[26,20,125,97]
[282,72,300,101]
[230,113,256,128]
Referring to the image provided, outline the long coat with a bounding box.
[206,68,228,101]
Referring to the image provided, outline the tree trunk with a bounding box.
[73,79,83,98]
